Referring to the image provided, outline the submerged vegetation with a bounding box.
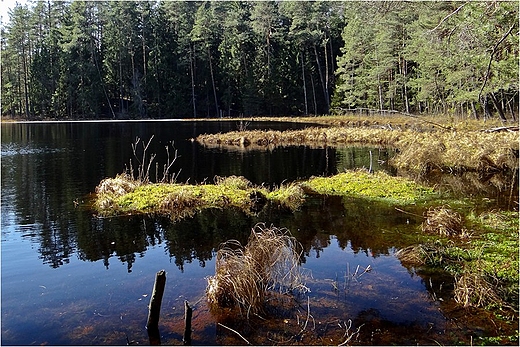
[397,210,519,313]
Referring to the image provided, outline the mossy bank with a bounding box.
[93,170,436,221]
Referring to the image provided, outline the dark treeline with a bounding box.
[1,1,517,120]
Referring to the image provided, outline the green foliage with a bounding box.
[2,1,517,119]
[1,0,342,119]
[333,1,518,119]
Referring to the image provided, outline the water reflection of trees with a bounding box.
[75,194,420,272]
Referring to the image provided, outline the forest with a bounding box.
[1,0,518,120]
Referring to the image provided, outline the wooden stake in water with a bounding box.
[147,270,166,345]
[183,300,193,345]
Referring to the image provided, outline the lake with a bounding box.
[0,120,507,345]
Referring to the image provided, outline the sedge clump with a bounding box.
[206,224,309,316]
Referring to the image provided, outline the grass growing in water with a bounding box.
[94,174,306,220]
[196,122,518,173]
[397,210,518,312]
[206,224,308,316]
[422,206,469,238]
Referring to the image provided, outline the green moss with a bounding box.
[112,180,259,218]
[302,170,436,204]
[266,183,305,210]
[94,170,437,220]
[470,211,519,285]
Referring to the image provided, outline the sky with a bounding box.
[1,0,25,26]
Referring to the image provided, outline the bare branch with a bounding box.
[217,323,251,345]
[429,2,468,32]
[478,22,516,102]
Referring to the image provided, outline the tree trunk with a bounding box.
[208,47,218,117]
[378,77,383,112]
[22,49,30,119]
[471,101,478,120]
[313,44,329,113]
[311,72,317,115]
[490,92,507,122]
[141,12,147,91]
[403,58,410,113]
[119,52,124,114]
[190,44,197,118]
[301,51,308,115]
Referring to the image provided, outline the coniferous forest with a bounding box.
[1,1,518,120]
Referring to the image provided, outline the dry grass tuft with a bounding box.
[422,206,469,238]
[206,224,308,316]
[454,272,504,308]
[95,174,139,196]
[94,174,140,211]
[395,245,427,265]
[214,175,252,190]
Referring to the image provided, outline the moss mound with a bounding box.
[93,170,436,220]
[302,170,436,204]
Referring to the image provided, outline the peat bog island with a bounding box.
[2,1,519,345]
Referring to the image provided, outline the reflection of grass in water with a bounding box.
[196,122,518,173]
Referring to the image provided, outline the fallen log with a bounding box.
[482,126,519,133]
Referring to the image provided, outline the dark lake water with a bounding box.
[0,120,508,345]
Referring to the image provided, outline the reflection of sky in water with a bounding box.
[303,237,444,326]
[2,233,214,345]
[0,142,66,156]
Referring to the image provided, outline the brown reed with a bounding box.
[422,206,469,238]
[206,224,308,317]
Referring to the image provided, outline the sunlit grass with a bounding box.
[94,174,309,220]
[302,170,436,204]
[196,120,518,173]
[94,170,438,220]
[397,210,519,311]
[206,224,308,316]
